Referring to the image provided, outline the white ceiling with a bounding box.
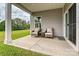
[21,3,65,12]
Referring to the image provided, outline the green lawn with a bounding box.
[0,31,4,43]
[0,30,30,42]
[12,30,30,40]
[0,30,46,56]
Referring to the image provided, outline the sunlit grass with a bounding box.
[12,30,30,40]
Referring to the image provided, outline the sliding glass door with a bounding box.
[65,3,76,45]
[69,3,76,45]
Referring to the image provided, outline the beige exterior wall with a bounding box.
[32,8,63,36]
[31,3,73,37]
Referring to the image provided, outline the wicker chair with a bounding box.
[45,28,54,38]
[31,28,40,37]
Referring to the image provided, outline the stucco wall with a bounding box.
[32,8,63,36]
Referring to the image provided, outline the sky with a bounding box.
[0,3,30,22]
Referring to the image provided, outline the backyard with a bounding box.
[0,30,46,56]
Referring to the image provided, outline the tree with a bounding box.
[0,20,5,31]
[0,18,30,31]
[12,18,30,30]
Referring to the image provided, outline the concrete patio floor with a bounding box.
[11,35,78,56]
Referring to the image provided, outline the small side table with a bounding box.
[40,32,45,37]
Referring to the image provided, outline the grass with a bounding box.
[0,30,46,56]
[0,31,4,43]
[0,43,46,56]
[0,30,30,42]
[12,30,30,40]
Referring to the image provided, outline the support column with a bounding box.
[30,15,35,31]
[4,3,12,44]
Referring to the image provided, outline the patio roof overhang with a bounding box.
[13,3,65,14]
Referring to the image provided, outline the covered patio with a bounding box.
[4,3,79,55]
[11,35,77,56]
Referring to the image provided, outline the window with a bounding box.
[35,17,41,28]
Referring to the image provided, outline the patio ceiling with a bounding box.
[20,3,65,12]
